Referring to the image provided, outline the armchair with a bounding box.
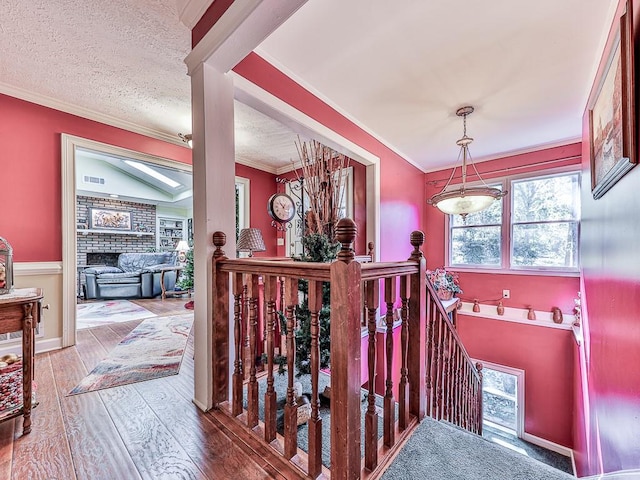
[84,252,178,300]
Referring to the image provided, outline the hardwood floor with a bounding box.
[0,298,304,480]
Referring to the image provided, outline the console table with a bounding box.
[0,287,43,435]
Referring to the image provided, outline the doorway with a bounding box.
[61,134,194,346]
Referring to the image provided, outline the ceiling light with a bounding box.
[124,160,181,188]
[428,106,506,218]
[178,133,193,148]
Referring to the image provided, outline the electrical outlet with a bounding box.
[502,289,510,299]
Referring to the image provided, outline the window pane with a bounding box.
[451,226,501,265]
[512,174,579,222]
[512,222,578,267]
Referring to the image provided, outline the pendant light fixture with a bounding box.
[428,106,506,218]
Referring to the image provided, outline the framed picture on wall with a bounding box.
[89,208,132,231]
[589,2,637,200]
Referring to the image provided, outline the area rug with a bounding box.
[68,313,193,395]
[76,300,157,330]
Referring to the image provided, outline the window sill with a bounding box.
[458,301,574,330]
[445,266,580,278]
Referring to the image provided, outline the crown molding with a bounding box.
[235,157,277,174]
[0,82,186,146]
[176,0,215,29]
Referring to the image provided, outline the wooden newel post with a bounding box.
[408,230,427,420]
[330,218,362,479]
[212,231,229,407]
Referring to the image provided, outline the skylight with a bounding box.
[124,160,181,188]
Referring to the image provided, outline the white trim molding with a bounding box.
[458,301,575,331]
[176,0,215,29]
[184,0,307,75]
[0,82,185,146]
[521,432,574,459]
[0,337,63,357]
[15,262,62,276]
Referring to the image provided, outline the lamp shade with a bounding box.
[236,228,266,257]
[175,240,190,252]
[429,186,502,215]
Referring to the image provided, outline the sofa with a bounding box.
[84,252,178,300]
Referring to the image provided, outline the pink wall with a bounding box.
[575,1,640,474]
[0,94,191,262]
[422,144,582,448]
[235,163,278,257]
[457,315,575,447]
[423,144,581,310]
[233,53,424,262]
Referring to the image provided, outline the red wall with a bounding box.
[423,143,581,311]
[235,163,278,257]
[233,53,424,262]
[457,315,575,447]
[575,0,640,474]
[422,144,582,448]
[0,94,191,262]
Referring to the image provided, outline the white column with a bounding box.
[191,62,236,411]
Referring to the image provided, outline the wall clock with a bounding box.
[267,193,296,223]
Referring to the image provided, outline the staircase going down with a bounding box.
[381,416,574,480]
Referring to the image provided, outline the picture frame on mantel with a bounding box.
[89,208,132,231]
[589,1,636,200]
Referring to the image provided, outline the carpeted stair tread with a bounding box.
[381,416,574,480]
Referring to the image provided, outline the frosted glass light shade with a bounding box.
[429,187,504,216]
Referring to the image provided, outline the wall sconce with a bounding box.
[178,133,193,148]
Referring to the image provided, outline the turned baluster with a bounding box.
[442,328,451,421]
[264,275,278,442]
[475,362,484,435]
[232,272,245,416]
[425,296,436,417]
[307,279,323,475]
[284,276,299,460]
[247,274,260,428]
[364,279,380,471]
[430,304,442,419]
[398,275,410,430]
[383,276,396,448]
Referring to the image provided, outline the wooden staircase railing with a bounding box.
[425,278,483,434]
[210,219,482,479]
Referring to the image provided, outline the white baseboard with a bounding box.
[521,432,575,476]
[0,337,63,357]
[522,431,572,457]
[582,470,640,479]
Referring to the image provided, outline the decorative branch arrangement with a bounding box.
[294,137,350,239]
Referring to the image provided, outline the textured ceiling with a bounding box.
[0,0,618,173]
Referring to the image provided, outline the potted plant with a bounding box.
[427,267,463,300]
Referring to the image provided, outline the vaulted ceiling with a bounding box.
[0,0,617,173]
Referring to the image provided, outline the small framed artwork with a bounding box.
[89,208,132,231]
[589,2,636,200]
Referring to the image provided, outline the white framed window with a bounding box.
[447,170,580,273]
